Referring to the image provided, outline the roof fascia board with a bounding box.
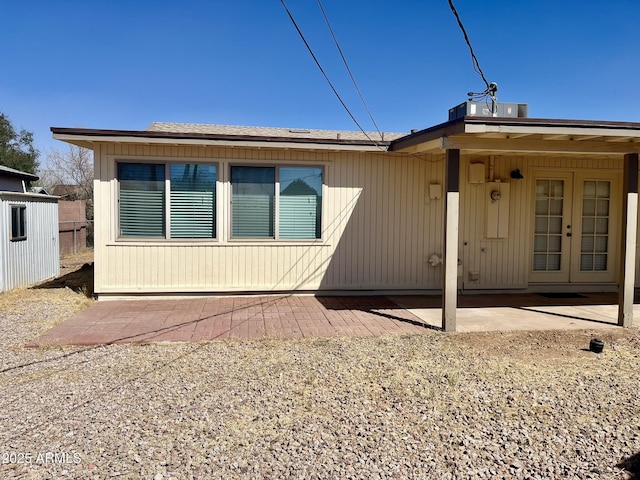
[52,133,386,152]
[389,119,465,152]
[465,116,640,130]
[442,136,640,155]
[0,191,59,200]
[464,122,640,139]
[395,139,442,154]
[0,169,39,181]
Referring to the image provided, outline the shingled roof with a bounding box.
[146,122,407,143]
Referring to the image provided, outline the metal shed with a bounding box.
[0,165,59,292]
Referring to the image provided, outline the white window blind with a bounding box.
[231,165,322,239]
[118,162,216,239]
[118,163,165,237]
[170,164,216,238]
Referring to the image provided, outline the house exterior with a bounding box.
[0,165,59,292]
[51,115,640,330]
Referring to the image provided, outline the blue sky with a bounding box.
[1,0,639,159]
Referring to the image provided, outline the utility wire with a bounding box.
[316,0,383,140]
[279,0,386,150]
[447,0,490,89]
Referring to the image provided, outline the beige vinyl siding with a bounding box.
[460,155,531,289]
[93,141,631,294]
[93,143,445,294]
[459,155,623,289]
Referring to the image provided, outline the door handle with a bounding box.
[567,233,572,237]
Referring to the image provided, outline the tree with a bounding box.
[0,112,39,174]
[42,145,94,219]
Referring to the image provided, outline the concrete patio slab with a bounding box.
[28,292,638,347]
[389,292,640,332]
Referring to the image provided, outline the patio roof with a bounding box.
[389,116,640,155]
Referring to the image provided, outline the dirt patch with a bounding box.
[448,327,640,363]
[59,250,94,271]
[35,250,94,297]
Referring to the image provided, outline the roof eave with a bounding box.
[0,168,39,181]
[464,116,640,130]
[389,118,465,152]
[51,127,392,152]
[389,117,640,155]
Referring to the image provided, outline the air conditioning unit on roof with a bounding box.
[448,101,528,121]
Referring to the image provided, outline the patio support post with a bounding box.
[442,148,460,332]
[618,153,638,327]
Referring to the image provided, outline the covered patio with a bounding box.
[391,117,640,331]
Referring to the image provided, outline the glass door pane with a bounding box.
[533,180,564,271]
[580,180,610,271]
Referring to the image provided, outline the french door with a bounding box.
[530,171,619,284]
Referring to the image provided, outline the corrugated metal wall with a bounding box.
[0,193,60,292]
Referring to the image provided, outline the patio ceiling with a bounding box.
[389,117,640,156]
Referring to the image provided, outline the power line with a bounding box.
[279,0,386,150]
[447,0,490,89]
[316,0,383,140]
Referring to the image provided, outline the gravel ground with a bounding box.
[1,275,639,479]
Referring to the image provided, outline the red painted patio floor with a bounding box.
[30,296,433,346]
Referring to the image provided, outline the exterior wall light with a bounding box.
[510,168,524,179]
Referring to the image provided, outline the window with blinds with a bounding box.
[118,162,216,239]
[231,165,322,240]
[118,163,166,238]
[279,167,322,239]
[170,164,216,238]
[231,166,275,238]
